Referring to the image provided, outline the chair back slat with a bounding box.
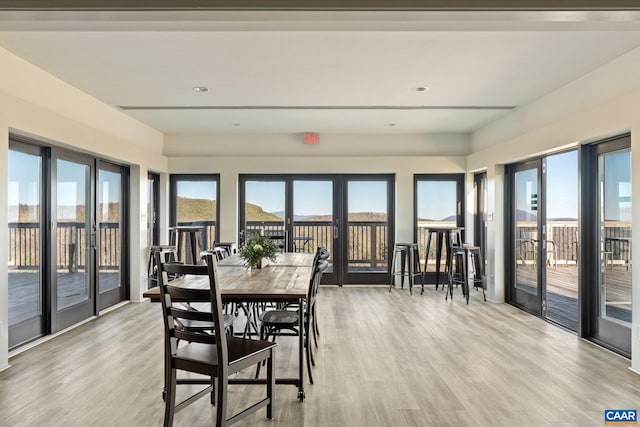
[155,252,229,368]
[168,305,213,322]
[173,329,217,344]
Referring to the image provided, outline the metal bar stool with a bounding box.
[147,245,178,289]
[447,245,485,304]
[389,243,424,295]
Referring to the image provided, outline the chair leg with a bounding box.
[210,374,216,405]
[267,351,275,420]
[306,337,314,385]
[164,368,176,427]
[216,375,228,427]
[308,326,316,367]
[255,325,266,379]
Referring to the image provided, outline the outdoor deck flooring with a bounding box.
[8,272,119,325]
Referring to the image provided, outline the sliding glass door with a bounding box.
[8,142,46,348]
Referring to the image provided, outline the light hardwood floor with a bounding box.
[1,287,639,427]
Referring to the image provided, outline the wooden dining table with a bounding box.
[143,252,314,401]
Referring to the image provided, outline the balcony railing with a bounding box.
[9,220,629,272]
[244,220,388,267]
[9,221,121,272]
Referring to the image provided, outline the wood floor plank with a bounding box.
[1,286,638,426]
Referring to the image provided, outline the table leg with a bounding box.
[423,232,433,294]
[435,232,444,290]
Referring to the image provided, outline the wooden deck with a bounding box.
[516,263,632,328]
[8,272,119,325]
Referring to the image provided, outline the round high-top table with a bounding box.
[422,226,463,293]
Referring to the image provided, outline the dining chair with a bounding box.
[255,260,328,385]
[156,252,277,427]
[311,246,329,346]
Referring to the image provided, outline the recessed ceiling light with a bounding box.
[416,86,429,92]
[192,86,209,92]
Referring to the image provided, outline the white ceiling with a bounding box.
[2,10,640,134]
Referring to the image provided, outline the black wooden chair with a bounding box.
[156,252,277,427]
[256,260,328,384]
[310,247,329,345]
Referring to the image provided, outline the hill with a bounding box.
[177,197,282,222]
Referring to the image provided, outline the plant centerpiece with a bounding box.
[239,231,279,269]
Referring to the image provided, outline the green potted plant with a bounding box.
[239,231,280,269]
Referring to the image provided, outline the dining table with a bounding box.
[143,252,315,401]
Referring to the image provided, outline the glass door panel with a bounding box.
[415,175,464,283]
[243,180,287,251]
[172,174,220,262]
[8,145,45,348]
[599,150,632,327]
[510,161,543,315]
[545,151,579,331]
[474,172,488,272]
[147,173,160,249]
[97,164,125,310]
[293,179,333,259]
[54,155,94,331]
[345,177,390,282]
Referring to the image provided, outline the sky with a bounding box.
[244,180,388,215]
[10,150,630,222]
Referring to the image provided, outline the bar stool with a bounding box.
[389,243,424,295]
[447,245,485,304]
[147,245,178,289]
[169,225,206,265]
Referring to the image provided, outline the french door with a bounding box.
[8,138,129,348]
[474,172,488,270]
[52,151,95,331]
[507,152,580,332]
[8,141,46,347]
[239,174,394,285]
[508,159,545,315]
[97,162,128,310]
[583,135,632,356]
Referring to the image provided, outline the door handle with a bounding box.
[90,224,97,248]
[333,225,338,239]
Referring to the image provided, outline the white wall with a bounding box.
[0,46,169,370]
[164,133,470,157]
